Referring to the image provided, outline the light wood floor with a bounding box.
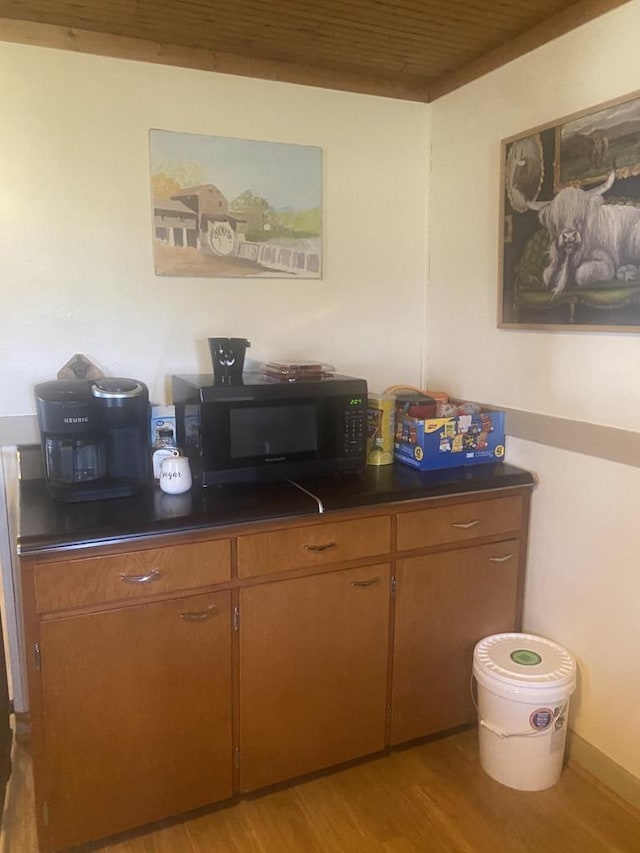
[2,725,640,853]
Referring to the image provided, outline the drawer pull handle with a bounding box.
[351,577,381,588]
[180,605,217,621]
[303,541,337,552]
[489,554,514,563]
[119,568,162,584]
[452,519,480,529]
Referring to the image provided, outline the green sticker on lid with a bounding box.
[510,649,542,666]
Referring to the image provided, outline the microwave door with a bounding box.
[230,404,318,461]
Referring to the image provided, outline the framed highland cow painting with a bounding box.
[499,90,640,332]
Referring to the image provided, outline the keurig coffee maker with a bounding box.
[34,378,150,502]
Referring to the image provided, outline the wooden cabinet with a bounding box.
[23,534,234,852]
[239,564,390,791]
[21,485,531,851]
[38,591,233,852]
[390,540,521,744]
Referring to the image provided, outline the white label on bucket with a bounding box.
[550,703,568,752]
[529,707,553,730]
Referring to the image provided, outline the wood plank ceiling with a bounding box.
[0,0,630,101]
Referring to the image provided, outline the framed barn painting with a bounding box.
[149,130,322,278]
[499,90,640,332]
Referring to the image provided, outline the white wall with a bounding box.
[507,438,640,776]
[429,3,640,778]
[0,42,429,413]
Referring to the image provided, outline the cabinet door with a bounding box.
[391,541,520,745]
[39,591,233,852]
[239,564,391,791]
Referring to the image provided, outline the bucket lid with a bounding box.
[474,633,576,689]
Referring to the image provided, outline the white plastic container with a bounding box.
[472,633,577,791]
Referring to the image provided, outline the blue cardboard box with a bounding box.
[394,409,506,471]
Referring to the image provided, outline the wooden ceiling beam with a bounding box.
[427,0,633,101]
[0,17,430,101]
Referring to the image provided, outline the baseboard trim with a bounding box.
[501,407,640,469]
[567,731,640,813]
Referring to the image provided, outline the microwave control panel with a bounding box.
[343,396,366,456]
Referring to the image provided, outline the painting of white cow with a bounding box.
[500,91,640,331]
[528,171,640,296]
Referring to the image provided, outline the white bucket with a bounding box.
[472,633,577,791]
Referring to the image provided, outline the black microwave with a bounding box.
[172,373,368,485]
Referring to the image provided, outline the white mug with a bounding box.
[159,454,192,494]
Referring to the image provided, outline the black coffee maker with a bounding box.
[34,378,150,502]
[208,337,250,385]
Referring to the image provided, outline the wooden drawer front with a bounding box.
[396,495,523,551]
[35,539,231,613]
[237,515,391,578]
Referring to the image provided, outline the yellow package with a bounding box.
[367,394,395,465]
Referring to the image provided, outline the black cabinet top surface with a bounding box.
[17,450,535,555]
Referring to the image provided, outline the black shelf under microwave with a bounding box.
[172,373,368,486]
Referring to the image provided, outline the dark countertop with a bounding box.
[17,452,535,555]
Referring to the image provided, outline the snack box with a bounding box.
[394,407,506,471]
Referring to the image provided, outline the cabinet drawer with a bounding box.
[396,495,523,551]
[35,538,231,613]
[237,515,391,578]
